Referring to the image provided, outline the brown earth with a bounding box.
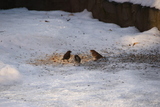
[27,53,94,66]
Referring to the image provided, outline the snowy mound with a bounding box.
[0,62,21,85]
[109,0,160,10]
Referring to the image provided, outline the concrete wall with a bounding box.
[0,0,160,32]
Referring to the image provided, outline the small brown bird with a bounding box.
[90,50,103,61]
[62,51,71,61]
[74,55,81,64]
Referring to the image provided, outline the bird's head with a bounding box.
[67,50,71,53]
[90,50,95,53]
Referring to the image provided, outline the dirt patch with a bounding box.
[119,54,160,64]
[27,53,94,66]
[27,52,160,70]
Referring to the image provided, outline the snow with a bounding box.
[0,62,21,85]
[0,8,160,107]
[109,0,160,10]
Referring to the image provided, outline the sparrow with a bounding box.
[62,50,71,61]
[90,50,103,61]
[74,55,81,64]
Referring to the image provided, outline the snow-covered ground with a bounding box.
[109,0,160,10]
[0,8,160,107]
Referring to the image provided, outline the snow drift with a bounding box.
[0,62,21,85]
[109,0,160,10]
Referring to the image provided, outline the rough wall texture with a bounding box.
[0,0,160,32]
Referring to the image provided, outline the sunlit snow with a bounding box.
[109,0,160,10]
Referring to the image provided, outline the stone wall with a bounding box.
[0,0,160,32]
